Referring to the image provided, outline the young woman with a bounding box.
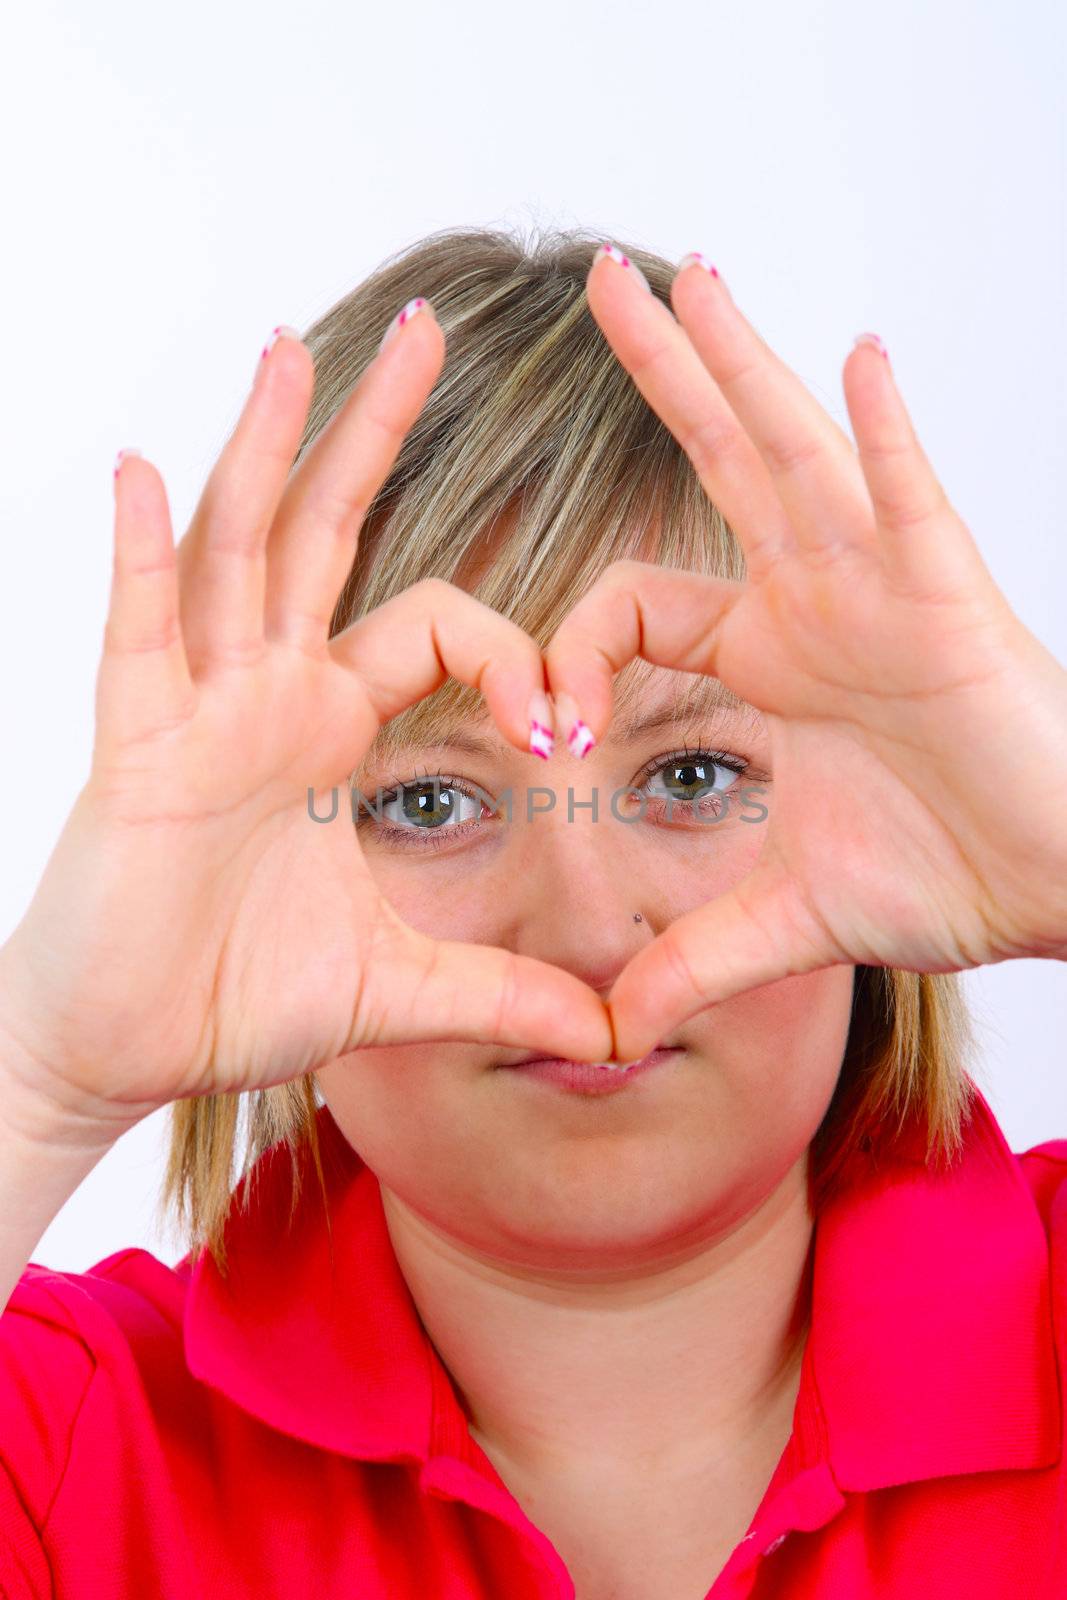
[1,227,1066,1600]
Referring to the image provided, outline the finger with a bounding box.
[542,560,745,753]
[176,327,315,674]
[263,300,447,655]
[329,577,557,759]
[94,451,197,762]
[357,914,615,1061]
[606,857,843,1058]
[843,335,988,598]
[584,248,792,582]
[667,257,877,557]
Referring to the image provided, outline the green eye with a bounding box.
[641,748,746,804]
[651,758,723,800]
[378,779,482,832]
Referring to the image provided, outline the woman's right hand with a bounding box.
[0,306,614,1140]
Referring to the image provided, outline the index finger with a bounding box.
[542,558,747,756]
[585,251,791,582]
[329,576,557,762]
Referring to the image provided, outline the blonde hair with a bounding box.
[159,223,980,1277]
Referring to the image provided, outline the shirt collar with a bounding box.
[181,1078,1062,1490]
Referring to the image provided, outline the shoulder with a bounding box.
[1013,1133,1067,1224]
[0,1247,190,1595]
[1012,1132,1067,1344]
[3,1244,189,1384]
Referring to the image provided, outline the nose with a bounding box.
[498,768,658,998]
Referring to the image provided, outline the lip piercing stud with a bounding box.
[633,913,643,922]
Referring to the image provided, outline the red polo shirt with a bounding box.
[2,1077,1066,1599]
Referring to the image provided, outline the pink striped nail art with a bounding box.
[568,720,595,759]
[592,243,652,293]
[854,331,889,360]
[529,720,555,760]
[260,325,302,362]
[379,297,430,352]
[677,252,720,279]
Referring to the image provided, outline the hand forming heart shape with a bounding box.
[540,249,1067,1060]
[4,258,1066,1137]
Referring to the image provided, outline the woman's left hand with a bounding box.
[544,247,1067,1060]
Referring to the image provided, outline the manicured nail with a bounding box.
[527,688,555,760]
[853,331,889,362]
[592,243,652,293]
[677,251,721,281]
[677,253,731,300]
[379,297,431,353]
[553,689,595,759]
[257,325,303,377]
[113,447,142,480]
[569,720,595,758]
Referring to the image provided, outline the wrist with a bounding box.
[0,957,143,1158]
[0,1012,135,1315]
[0,1032,126,1160]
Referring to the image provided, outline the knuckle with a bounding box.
[761,431,823,478]
[871,485,946,532]
[300,486,370,540]
[413,575,455,607]
[196,493,270,560]
[715,347,762,390]
[858,433,914,467]
[610,557,644,583]
[103,617,183,657]
[593,557,648,596]
[679,411,749,475]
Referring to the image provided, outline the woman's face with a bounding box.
[316,661,855,1272]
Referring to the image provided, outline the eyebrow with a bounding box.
[367,679,759,761]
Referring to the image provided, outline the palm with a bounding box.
[3,317,614,1129]
[75,649,399,1106]
[558,251,1067,1057]
[708,542,1031,975]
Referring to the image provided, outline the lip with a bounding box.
[498,1046,682,1094]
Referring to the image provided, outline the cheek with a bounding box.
[357,851,496,943]
[315,1039,477,1176]
[685,965,855,1124]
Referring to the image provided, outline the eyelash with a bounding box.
[353,743,752,852]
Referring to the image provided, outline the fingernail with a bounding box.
[677,251,721,281]
[569,720,595,759]
[553,690,596,759]
[677,253,731,300]
[592,243,652,294]
[257,325,303,377]
[527,688,555,760]
[113,447,142,481]
[853,331,889,362]
[379,297,431,353]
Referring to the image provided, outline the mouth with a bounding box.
[496,1045,683,1095]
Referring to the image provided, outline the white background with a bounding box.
[0,0,1063,1271]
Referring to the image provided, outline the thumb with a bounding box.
[354,921,617,1062]
[606,858,843,1060]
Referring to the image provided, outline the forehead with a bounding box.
[361,666,763,769]
[603,665,759,740]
